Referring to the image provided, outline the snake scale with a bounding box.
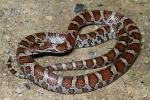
[7,10,141,94]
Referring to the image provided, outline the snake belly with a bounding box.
[7,10,141,94]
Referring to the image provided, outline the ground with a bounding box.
[0,0,150,100]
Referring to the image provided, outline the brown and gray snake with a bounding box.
[7,10,141,94]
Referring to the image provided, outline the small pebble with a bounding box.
[24,82,32,90]
[3,73,7,76]
[39,92,44,96]
[141,32,145,35]
[2,82,6,84]
[74,4,86,14]
[89,49,97,58]
[141,39,145,44]
[87,0,93,8]
[15,87,24,94]
[45,16,53,21]
[127,90,134,98]
[143,93,148,97]
[97,0,104,8]
[144,57,150,64]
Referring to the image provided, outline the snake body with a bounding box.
[7,10,141,94]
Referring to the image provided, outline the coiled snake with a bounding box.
[7,10,141,94]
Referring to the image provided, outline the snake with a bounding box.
[7,10,141,94]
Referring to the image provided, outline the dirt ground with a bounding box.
[0,0,150,100]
